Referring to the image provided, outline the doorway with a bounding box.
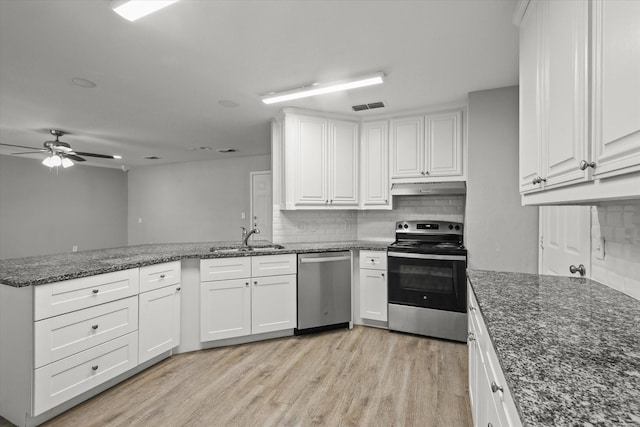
[250,171,272,243]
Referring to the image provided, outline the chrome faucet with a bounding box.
[240,226,260,246]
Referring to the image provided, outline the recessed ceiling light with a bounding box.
[218,100,239,108]
[71,77,97,88]
[216,148,237,153]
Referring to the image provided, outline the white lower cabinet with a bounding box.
[33,332,138,415]
[200,254,297,342]
[139,284,181,363]
[468,283,521,427]
[359,251,387,322]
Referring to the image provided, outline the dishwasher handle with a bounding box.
[299,255,351,264]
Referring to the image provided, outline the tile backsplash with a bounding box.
[591,201,640,300]
[272,195,465,243]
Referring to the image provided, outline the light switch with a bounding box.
[241,212,246,219]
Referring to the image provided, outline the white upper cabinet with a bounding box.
[278,110,359,209]
[592,0,640,179]
[390,110,463,182]
[360,120,390,209]
[517,0,640,204]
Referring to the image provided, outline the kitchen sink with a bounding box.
[210,245,285,253]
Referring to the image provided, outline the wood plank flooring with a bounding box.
[6,326,472,427]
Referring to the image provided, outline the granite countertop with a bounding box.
[467,269,640,427]
[0,240,391,287]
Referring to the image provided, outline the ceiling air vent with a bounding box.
[351,101,386,112]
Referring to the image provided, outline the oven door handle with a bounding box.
[388,252,467,262]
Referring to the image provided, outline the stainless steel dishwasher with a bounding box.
[295,251,351,334]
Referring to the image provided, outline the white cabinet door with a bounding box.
[329,120,359,206]
[390,116,424,178]
[200,278,251,342]
[425,110,463,177]
[294,115,328,205]
[359,269,387,322]
[519,0,543,193]
[139,285,181,364]
[592,0,640,179]
[360,121,390,208]
[252,275,296,334]
[542,0,590,189]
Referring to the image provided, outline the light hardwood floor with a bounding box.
[4,326,472,427]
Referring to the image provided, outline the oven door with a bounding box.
[387,251,466,312]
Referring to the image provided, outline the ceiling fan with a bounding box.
[0,130,121,168]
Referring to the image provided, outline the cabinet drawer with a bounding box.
[34,296,138,369]
[34,269,139,321]
[359,250,387,270]
[200,257,251,282]
[251,254,297,277]
[139,261,181,293]
[33,331,138,415]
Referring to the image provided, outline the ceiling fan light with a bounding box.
[61,157,74,168]
[112,0,180,22]
[42,156,55,168]
[50,155,62,167]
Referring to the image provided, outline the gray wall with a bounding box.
[127,155,270,245]
[0,155,128,259]
[466,86,538,273]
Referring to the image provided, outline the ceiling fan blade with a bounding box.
[74,151,117,159]
[10,151,47,155]
[66,154,86,162]
[1,142,43,150]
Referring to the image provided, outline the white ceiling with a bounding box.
[0,0,519,169]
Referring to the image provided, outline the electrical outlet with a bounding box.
[594,236,605,260]
[138,217,143,224]
[241,212,246,220]
[72,245,78,252]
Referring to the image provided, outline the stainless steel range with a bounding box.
[387,220,467,342]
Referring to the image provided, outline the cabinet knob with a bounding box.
[92,289,99,294]
[254,281,258,285]
[491,381,504,393]
[579,160,596,170]
[160,274,166,279]
[468,305,476,311]
[325,200,329,204]
[176,287,181,291]
[245,282,249,287]
[468,332,476,342]
[569,264,586,276]
[381,273,385,277]
[92,324,99,330]
[91,365,99,371]
[532,176,547,185]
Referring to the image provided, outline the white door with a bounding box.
[251,275,296,334]
[540,206,591,277]
[139,285,180,364]
[200,279,251,342]
[390,116,424,178]
[425,110,463,177]
[329,120,359,206]
[592,0,640,179]
[250,171,272,242]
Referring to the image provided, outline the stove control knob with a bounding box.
[455,225,460,230]
[448,224,453,230]
[403,224,409,229]
[397,224,403,229]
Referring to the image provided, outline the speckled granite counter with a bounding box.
[467,269,640,427]
[0,240,391,287]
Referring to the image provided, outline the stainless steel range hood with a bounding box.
[390,181,466,196]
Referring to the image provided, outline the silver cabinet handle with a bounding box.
[92,324,99,330]
[254,281,258,285]
[491,381,504,393]
[300,256,351,263]
[370,259,375,263]
[160,274,166,279]
[92,289,99,294]
[245,282,249,287]
[468,332,476,342]
[532,176,547,185]
[91,365,99,371]
[176,287,181,291]
[569,264,586,276]
[579,160,596,170]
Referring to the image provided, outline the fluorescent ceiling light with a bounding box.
[112,0,180,22]
[262,72,385,105]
